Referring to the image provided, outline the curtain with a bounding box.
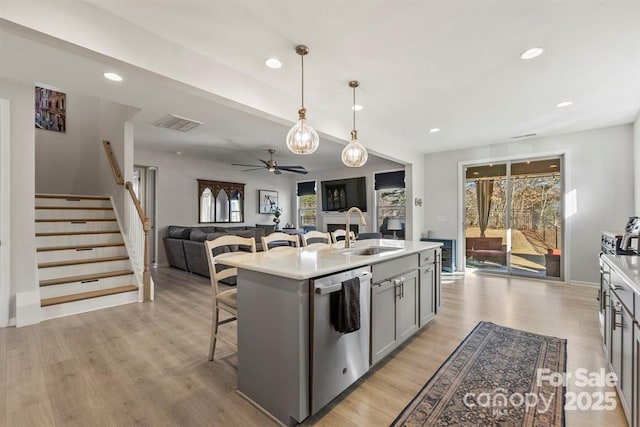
[476,180,494,238]
[297,181,316,196]
[374,170,405,190]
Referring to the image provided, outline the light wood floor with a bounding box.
[0,268,628,426]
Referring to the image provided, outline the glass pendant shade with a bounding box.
[342,130,368,167]
[287,45,319,155]
[286,108,319,155]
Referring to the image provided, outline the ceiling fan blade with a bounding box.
[273,168,282,175]
[278,166,309,174]
[259,159,269,166]
[232,163,263,167]
[277,165,306,170]
[242,167,266,172]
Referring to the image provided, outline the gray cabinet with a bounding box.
[610,285,633,422]
[418,248,441,325]
[419,263,435,326]
[371,269,419,365]
[601,257,635,426]
[633,323,640,427]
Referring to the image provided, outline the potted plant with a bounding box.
[273,207,283,230]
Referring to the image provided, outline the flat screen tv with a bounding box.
[320,177,367,212]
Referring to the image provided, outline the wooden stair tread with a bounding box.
[41,285,138,307]
[37,243,125,252]
[36,206,113,210]
[35,194,110,201]
[36,218,116,222]
[36,230,120,237]
[39,256,129,268]
[40,270,134,287]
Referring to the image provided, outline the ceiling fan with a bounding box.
[232,149,308,175]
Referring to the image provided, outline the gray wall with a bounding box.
[134,148,296,266]
[296,159,405,234]
[634,114,640,215]
[423,124,634,284]
[1,79,37,320]
[35,92,100,194]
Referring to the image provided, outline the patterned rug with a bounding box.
[392,321,566,426]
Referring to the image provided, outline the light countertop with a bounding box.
[602,254,640,294]
[219,239,443,280]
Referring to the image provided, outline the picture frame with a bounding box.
[35,86,66,132]
[259,190,278,214]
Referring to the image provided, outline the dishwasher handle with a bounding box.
[315,271,372,295]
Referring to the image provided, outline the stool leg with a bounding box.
[209,304,219,361]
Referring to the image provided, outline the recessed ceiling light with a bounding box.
[264,58,282,69]
[429,128,440,133]
[103,72,123,82]
[175,151,182,156]
[556,101,573,108]
[352,104,363,111]
[473,171,479,175]
[550,164,558,168]
[520,47,544,60]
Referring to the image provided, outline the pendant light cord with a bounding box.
[352,85,356,130]
[301,54,305,109]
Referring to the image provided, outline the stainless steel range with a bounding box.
[601,231,636,255]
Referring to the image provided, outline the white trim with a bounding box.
[0,98,11,327]
[456,149,570,279]
[15,290,41,327]
[568,280,599,288]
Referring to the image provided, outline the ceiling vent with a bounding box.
[153,114,202,132]
[512,133,537,139]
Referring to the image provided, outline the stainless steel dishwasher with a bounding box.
[310,266,372,414]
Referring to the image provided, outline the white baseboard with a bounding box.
[16,290,42,327]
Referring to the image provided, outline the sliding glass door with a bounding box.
[464,157,563,280]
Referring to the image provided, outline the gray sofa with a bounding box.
[164,224,277,279]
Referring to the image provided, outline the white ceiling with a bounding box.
[2,0,640,164]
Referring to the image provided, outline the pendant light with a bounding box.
[286,45,319,155]
[342,80,368,167]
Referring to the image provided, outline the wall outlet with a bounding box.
[436,216,448,222]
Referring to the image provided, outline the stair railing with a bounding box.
[125,182,151,301]
[102,140,152,302]
[103,140,124,185]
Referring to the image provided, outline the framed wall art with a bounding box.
[35,86,66,132]
[259,190,278,214]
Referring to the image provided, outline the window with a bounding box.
[375,170,406,237]
[197,179,244,223]
[297,181,317,228]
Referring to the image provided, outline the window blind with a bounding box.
[374,170,405,190]
[297,181,316,196]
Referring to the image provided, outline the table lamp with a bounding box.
[387,219,403,239]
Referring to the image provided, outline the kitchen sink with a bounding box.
[340,246,401,256]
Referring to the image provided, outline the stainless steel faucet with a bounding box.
[344,207,366,248]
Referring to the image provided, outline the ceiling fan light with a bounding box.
[286,112,319,155]
[342,134,368,168]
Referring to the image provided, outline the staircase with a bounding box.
[36,194,139,320]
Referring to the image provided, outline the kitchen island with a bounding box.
[220,239,442,425]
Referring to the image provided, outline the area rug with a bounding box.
[392,321,566,426]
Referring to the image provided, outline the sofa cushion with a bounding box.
[255,224,276,236]
[167,226,193,239]
[189,228,208,242]
[196,226,217,234]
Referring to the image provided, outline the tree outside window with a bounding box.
[377,188,406,227]
[299,194,317,227]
